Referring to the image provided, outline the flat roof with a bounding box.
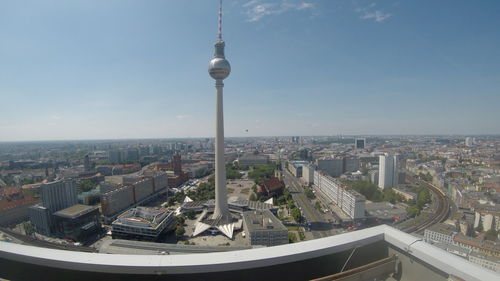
[243,210,287,232]
[53,204,98,219]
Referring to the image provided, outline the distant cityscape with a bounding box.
[0,135,498,272]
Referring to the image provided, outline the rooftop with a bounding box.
[243,209,287,233]
[113,207,172,229]
[53,204,98,219]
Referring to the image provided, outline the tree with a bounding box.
[185,210,196,220]
[249,193,257,201]
[176,215,185,226]
[406,205,420,218]
[175,225,185,238]
[276,195,287,206]
[291,208,303,223]
[226,164,243,180]
[288,232,297,243]
[304,189,315,199]
[79,180,97,192]
[486,229,498,240]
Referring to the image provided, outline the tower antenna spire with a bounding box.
[218,0,223,41]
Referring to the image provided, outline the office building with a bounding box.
[237,154,269,166]
[378,154,399,189]
[108,150,121,164]
[289,161,309,177]
[111,207,176,241]
[301,164,314,185]
[355,138,366,149]
[316,157,360,177]
[83,154,91,172]
[172,154,182,176]
[28,204,52,235]
[53,204,101,242]
[313,171,365,220]
[343,157,360,173]
[317,158,344,177]
[29,179,78,235]
[40,179,78,213]
[242,209,288,247]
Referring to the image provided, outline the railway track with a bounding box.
[400,175,450,233]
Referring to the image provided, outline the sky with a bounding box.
[0,0,499,141]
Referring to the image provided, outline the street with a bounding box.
[282,170,333,239]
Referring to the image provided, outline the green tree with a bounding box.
[406,205,420,218]
[276,195,287,206]
[185,210,196,220]
[249,193,257,201]
[288,232,297,243]
[248,164,276,185]
[291,208,303,223]
[226,164,243,180]
[175,225,185,238]
[304,189,315,199]
[79,180,97,192]
[176,215,185,226]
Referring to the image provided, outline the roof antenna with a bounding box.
[218,0,223,41]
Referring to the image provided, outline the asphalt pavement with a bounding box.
[282,170,333,239]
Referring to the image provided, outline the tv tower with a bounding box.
[208,0,231,223]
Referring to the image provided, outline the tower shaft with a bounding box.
[212,79,230,221]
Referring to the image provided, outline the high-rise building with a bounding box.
[313,171,365,220]
[355,138,366,149]
[465,137,474,147]
[39,179,78,214]
[343,157,360,173]
[83,154,91,172]
[317,158,344,177]
[316,157,359,177]
[109,150,121,164]
[29,179,78,235]
[172,154,182,176]
[378,154,399,189]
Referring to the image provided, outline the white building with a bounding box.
[301,164,314,186]
[424,224,456,245]
[313,171,365,219]
[465,137,474,147]
[378,154,399,189]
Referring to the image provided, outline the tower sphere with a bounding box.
[208,40,231,80]
[209,57,231,80]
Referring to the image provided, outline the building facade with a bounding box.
[242,210,288,247]
[313,171,366,220]
[378,154,399,189]
[29,179,78,235]
[112,207,176,241]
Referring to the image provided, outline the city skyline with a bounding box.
[1,0,500,141]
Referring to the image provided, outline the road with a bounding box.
[282,170,333,239]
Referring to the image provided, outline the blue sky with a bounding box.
[0,0,499,141]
